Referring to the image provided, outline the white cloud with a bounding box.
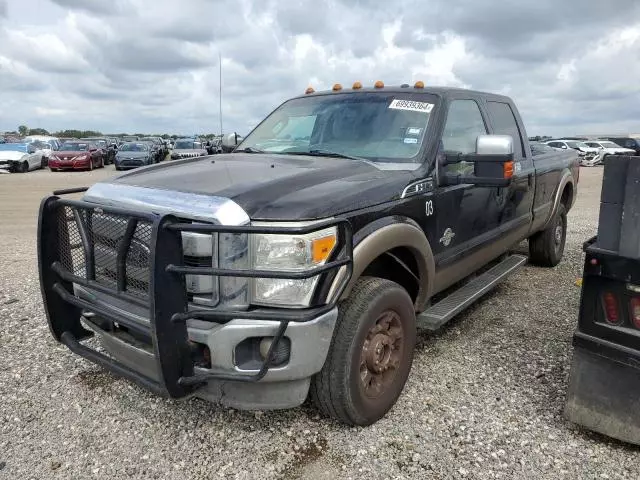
[0,0,638,138]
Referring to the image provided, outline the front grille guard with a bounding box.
[38,189,354,398]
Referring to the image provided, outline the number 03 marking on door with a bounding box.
[425,200,434,216]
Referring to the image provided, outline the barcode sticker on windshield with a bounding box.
[389,99,434,113]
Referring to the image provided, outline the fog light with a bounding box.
[259,337,291,366]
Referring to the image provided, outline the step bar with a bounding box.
[417,254,528,331]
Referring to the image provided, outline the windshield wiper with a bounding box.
[284,149,365,161]
[234,146,265,153]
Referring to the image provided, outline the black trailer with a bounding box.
[565,155,640,445]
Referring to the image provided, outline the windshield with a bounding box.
[0,143,27,152]
[119,143,148,152]
[599,141,621,148]
[174,140,198,149]
[60,143,88,151]
[566,141,589,148]
[238,92,437,162]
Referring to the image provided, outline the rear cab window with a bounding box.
[486,101,526,161]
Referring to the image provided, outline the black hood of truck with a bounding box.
[109,153,418,220]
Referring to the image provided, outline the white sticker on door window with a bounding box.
[389,99,434,113]
[407,127,422,136]
[403,138,418,144]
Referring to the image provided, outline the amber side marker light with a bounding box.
[503,161,514,179]
[374,80,384,88]
[414,80,425,88]
[332,83,343,91]
[305,86,315,94]
[352,81,362,89]
[312,234,337,263]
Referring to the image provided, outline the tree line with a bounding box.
[10,125,223,140]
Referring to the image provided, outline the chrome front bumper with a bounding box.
[87,307,338,409]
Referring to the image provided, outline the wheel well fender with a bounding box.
[542,169,575,229]
[328,216,435,311]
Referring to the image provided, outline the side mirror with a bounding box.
[89,147,97,152]
[221,132,239,149]
[440,134,515,187]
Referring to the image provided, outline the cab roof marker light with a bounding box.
[352,81,362,90]
[374,80,384,89]
[332,83,343,91]
[305,86,315,94]
[414,80,425,88]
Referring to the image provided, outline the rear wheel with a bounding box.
[310,277,416,426]
[529,204,567,267]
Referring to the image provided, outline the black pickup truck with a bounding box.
[38,83,578,426]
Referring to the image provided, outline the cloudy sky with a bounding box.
[1,0,639,137]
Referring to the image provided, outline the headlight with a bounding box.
[251,226,337,307]
[76,155,88,160]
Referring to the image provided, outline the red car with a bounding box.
[48,141,105,171]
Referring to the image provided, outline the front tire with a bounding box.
[529,204,567,267]
[18,161,29,173]
[310,277,416,426]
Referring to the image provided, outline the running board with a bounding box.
[417,254,528,331]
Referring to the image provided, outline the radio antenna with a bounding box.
[219,52,223,136]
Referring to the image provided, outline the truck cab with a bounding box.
[38,82,578,425]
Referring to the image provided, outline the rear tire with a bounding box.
[310,277,416,426]
[529,204,567,267]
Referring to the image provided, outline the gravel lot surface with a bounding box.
[2,166,639,479]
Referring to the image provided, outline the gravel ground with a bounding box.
[2,166,639,480]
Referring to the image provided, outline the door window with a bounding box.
[486,101,525,159]
[441,100,487,174]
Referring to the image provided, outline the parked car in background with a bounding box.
[584,140,635,159]
[606,137,640,155]
[170,138,208,159]
[0,142,48,172]
[114,142,155,170]
[24,135,61,152]
[82,137,117,165]
[138,139,163,163]
[545,139,601,166]
[48,141,105,171]
[140,137,167,161]
[204,138,223,155]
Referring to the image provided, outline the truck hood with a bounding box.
[87,153,419,220]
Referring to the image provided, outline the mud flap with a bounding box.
[564,346,640,445]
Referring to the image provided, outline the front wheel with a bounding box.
[18,161,29,173]
[310,277,416,426]
[529,204,567,267]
